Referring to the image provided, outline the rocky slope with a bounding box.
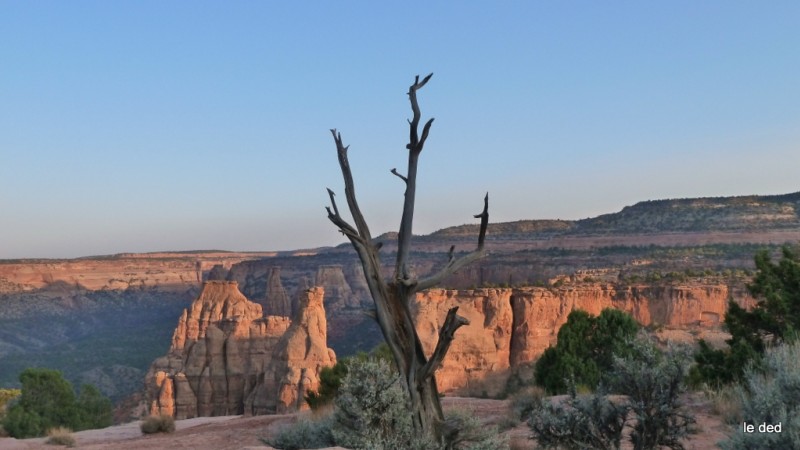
[145,281,335,419]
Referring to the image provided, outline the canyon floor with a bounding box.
[0,395,732,450]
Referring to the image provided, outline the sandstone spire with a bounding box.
[146,281,290,419]
[245,287,336,414]
[264,267,291,317]
[145,281,336,419]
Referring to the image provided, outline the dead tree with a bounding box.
[325,73,489,445]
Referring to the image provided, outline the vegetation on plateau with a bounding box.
[1,368,112,438]
[691,246,800,386]
[526,337,696,450]
[534,308,640,394]
[274,353,506,450]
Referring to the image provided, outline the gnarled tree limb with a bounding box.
[331,129,373,243]
[324,75,490,443]
[418,307,470,382]
[396,74,435,280]
[412,193,489,292]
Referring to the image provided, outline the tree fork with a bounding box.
[325,74,489,445]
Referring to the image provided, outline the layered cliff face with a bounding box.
[414,289,513,394]
[245,287,336,414]
[0,252,274,293]
[413,282,754,395]
[145,281,335,419]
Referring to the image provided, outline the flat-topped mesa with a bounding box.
[412,282,755,397]
[263,267,291,317]
[246,287,336,414]
[145,281,334,419]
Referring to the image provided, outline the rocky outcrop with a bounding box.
[315,265,359,310]
[291,276,311,318]
[413,282,754,395]
[206,264,229,281]
[145,281,335,419]
[245,287,336,414]
[263,267,291,317]
[413,289,513,394]
[343,262,371,308]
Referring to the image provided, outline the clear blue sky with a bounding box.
[1,2,798,259]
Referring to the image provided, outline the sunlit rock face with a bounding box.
[413,283,753,396]
[246,287,336,414]
[145,281,334,419]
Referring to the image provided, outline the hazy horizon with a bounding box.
[2,2,798,259]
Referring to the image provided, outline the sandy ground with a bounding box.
[0,396,731,450]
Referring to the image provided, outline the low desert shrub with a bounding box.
[608,340,696,450]
[510,385,545,421]
[331,358,434,449]
[277,355,510,449]
[720,341,800,450]
[705,385,742,425]
[444,409,509,450]
[140,414,175,434]
[268,416,335,450]
[529,391,627,450]
[45,426,76,447]
[529,337,696,450]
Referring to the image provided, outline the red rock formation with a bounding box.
[413,282,754,395]
[315,265,359,309]
[245,287,336,414]
[0,253,274,293]
[145,281,334,419]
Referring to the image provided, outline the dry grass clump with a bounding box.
[706,385,742,425]
[45,427,76,447]
[509,385,545,421]
[140,414,176,434]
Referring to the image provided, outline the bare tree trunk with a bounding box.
[325,74,488,444]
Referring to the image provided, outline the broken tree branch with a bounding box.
[474,193,489,250]
[418,307,469,382]
[391,168,408,183]
[411,194,490,292]
[330,129,373,242]
[396,74,434,280]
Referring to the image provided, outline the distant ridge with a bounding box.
[411,191,800,241]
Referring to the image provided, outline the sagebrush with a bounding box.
[45,426,76,447]
[529,337,695,450]
[720,341,800,450]
[140,414,175,434]
[272,356,509,449]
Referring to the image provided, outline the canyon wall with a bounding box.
[145,281,335,419]
[413,282,754,395]
[0,253,274,293]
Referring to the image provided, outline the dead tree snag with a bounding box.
[325,74,488,445]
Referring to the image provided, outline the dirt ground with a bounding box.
[0,396,732,450]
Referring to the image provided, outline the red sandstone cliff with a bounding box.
[413,282,755,395]
[145,281,335,419]
[245,287,336,414]
[0,252,274,293]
